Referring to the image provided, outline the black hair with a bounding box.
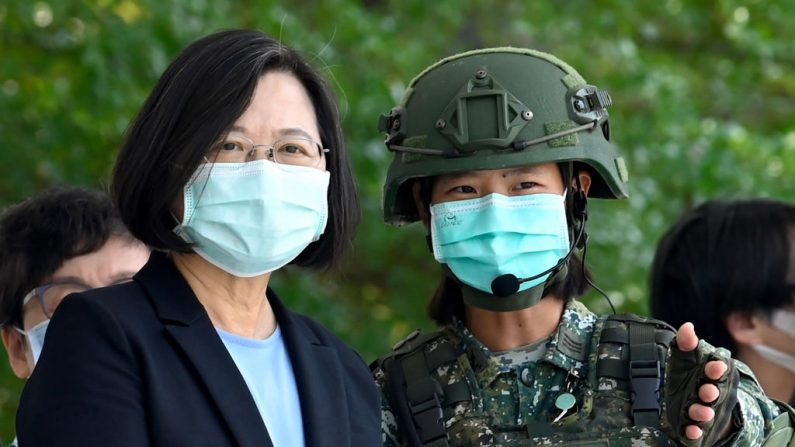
[0,186,134,328]
[422,164,592,325]
[650,199,795,353]
[112,29,358,269]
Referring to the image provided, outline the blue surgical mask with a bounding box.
[21,319,50,365]
[175,159,330,277]
[430,192,570,295]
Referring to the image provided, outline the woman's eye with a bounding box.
[221,142,241,152]
[280,144,302,154]
[452,185,476,194]
[515,181,538,190]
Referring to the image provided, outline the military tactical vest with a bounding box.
[375,313,678,446]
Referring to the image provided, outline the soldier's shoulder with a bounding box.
[370,327,453,372]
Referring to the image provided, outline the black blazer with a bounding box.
[17,252,380,446]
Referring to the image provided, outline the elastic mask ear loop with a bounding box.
[170,211,183,229]
[175,157,218,231]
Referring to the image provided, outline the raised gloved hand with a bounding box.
[663,322,740,446]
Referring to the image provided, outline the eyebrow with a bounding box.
[438,166,545,182]
[276,127,314,139]
[227,126,314,140]
[437,172,478,183]
[502,166,545,177]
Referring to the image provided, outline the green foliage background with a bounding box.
[1,0,794,438]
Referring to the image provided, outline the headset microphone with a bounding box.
[490,190,587,298]
[491,267,560,298]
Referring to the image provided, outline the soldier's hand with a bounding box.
[677,323,728,439]
[663,322,739,447]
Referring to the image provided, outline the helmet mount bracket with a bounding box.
[437,71,531,152]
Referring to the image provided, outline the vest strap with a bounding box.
[380,314,678,445]
[628,320,663,429]
[402,349,449,446]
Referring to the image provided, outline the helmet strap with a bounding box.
[564,162,588,248]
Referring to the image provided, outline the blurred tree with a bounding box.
[1,0,794,440]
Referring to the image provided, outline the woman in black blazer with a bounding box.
[17,29,380,446]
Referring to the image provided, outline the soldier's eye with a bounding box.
[515,182,539,190]
[452,186,476,194]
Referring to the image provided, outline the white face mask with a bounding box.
[751,309,795,374]
[18,319,50,366]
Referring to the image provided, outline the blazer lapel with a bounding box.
[269,291,351,447]
[135,252,273,447]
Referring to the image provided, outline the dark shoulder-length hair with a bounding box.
[112,29,358,269]
[650,199,795,353]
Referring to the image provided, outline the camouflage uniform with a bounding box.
[374,47,795,446]
[374,300,783,446]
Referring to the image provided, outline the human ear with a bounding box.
[575,170,592,198]
[725,312,765,346]
[1,326,33,379]
[412,181,431,228]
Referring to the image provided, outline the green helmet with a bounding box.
[379,47,629,226]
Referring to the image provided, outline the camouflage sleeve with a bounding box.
[373,363,403,447]
[727,361,785,447]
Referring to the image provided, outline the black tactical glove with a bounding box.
[663,341,740,447]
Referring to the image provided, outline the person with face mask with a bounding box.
[371,48,795,446]
[15,30,380,447]
[0,186,150,447]
[651,199,795,408]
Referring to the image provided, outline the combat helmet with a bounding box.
[379,47,629,226]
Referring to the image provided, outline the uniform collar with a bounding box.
[541,300,596,376]
[453,300,596,385]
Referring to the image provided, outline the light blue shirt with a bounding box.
[217,326,305,447]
